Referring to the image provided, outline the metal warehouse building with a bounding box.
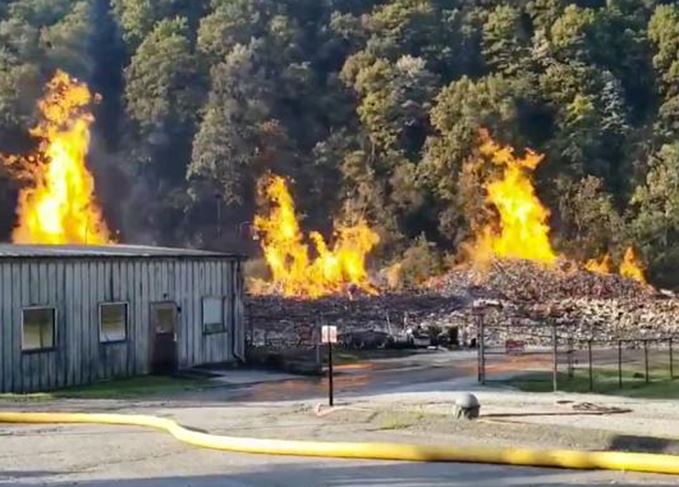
[0,244,246,393]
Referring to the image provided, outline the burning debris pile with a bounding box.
[429,260,650,302]
[246,173,465,349]
[422,133,673,343]
[249,260,677,350]
[427,260,679,343]
[250,174,379,298]
[247,131,679,350]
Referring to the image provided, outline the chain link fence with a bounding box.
[561,338,676,392]
[476,313,677,393]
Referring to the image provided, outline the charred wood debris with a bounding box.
[246,260,679,350]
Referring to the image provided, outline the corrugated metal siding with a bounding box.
[0,257,242,393]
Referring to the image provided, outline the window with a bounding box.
[152,303,176,334]
[22,307,56,352]
[202,297,225,334]
[99,303,128,343]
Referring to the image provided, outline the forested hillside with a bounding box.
[1,0,679,286]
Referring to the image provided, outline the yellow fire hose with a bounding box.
[1,410,679,475]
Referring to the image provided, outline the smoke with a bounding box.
[88,131,183,246]
[88,130,256,251]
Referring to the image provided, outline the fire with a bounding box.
[585,254,613,275]
[3,70,110,244]
[252,174,379,298]
[471,130,557,265]
[584,248,646,284]
[619,247,646,284]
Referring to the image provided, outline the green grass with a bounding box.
[505,368,679,399]
[0,392,53,403]
[0,375,209,401]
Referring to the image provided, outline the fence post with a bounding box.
[315,339,321,368]
[552,320,558,392]
[567,337,574,379]
[670,337,674,380]
[476,314,486,385]
[588,339,593,392]
[644,340,649,384]
[618,340,623,389]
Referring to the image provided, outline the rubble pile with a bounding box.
[247,292,463,348]
[247,259,679,349]
[428,260,678,343]
[428,259,651,302]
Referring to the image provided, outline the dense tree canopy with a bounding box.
[1,0,679,286]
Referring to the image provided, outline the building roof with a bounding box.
[0,244,244,259]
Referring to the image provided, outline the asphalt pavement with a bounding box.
[1,349,677,486]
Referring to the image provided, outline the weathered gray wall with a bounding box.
[0,257,243,393]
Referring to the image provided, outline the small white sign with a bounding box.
[321,325,338,344]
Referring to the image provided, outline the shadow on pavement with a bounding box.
[608,434,679,454]
[44,460,678,487]
[1,470,64,480]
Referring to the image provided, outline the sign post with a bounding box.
[321,325,338,406]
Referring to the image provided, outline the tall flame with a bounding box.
[619,247,646,284]
[4,70,110,244]
[471,130,557,265]
[253,174,379,298]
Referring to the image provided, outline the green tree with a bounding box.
[112,0,178,49]
[422,74,520,243]
[549,4,596,63]
[648,4,679,98]
[556,175,624,259]
[189,42,272,206]
[0,0,675,285]
[40,1,95,78]
[197,0,276,62]
[344,55,437,154]
[631,143,679,285]
[124,17,201,134]
[649,4,679,145]
[424,74,518,200]
[0,17,41,130]
[7,0,73,26]
[482,5,530,76]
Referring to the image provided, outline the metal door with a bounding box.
[150,302,178,374]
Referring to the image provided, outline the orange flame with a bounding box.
[252,174,379,298]
[585,254,613,275]
[585,248,646,284]
[4,70,110,244]
[471,130,557,265]
[619,247,646,284]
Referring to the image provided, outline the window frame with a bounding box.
[98,301,129,344]
[21,306,57,353]
[201,296,226,335]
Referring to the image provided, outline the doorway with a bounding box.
[150,302,178,374]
